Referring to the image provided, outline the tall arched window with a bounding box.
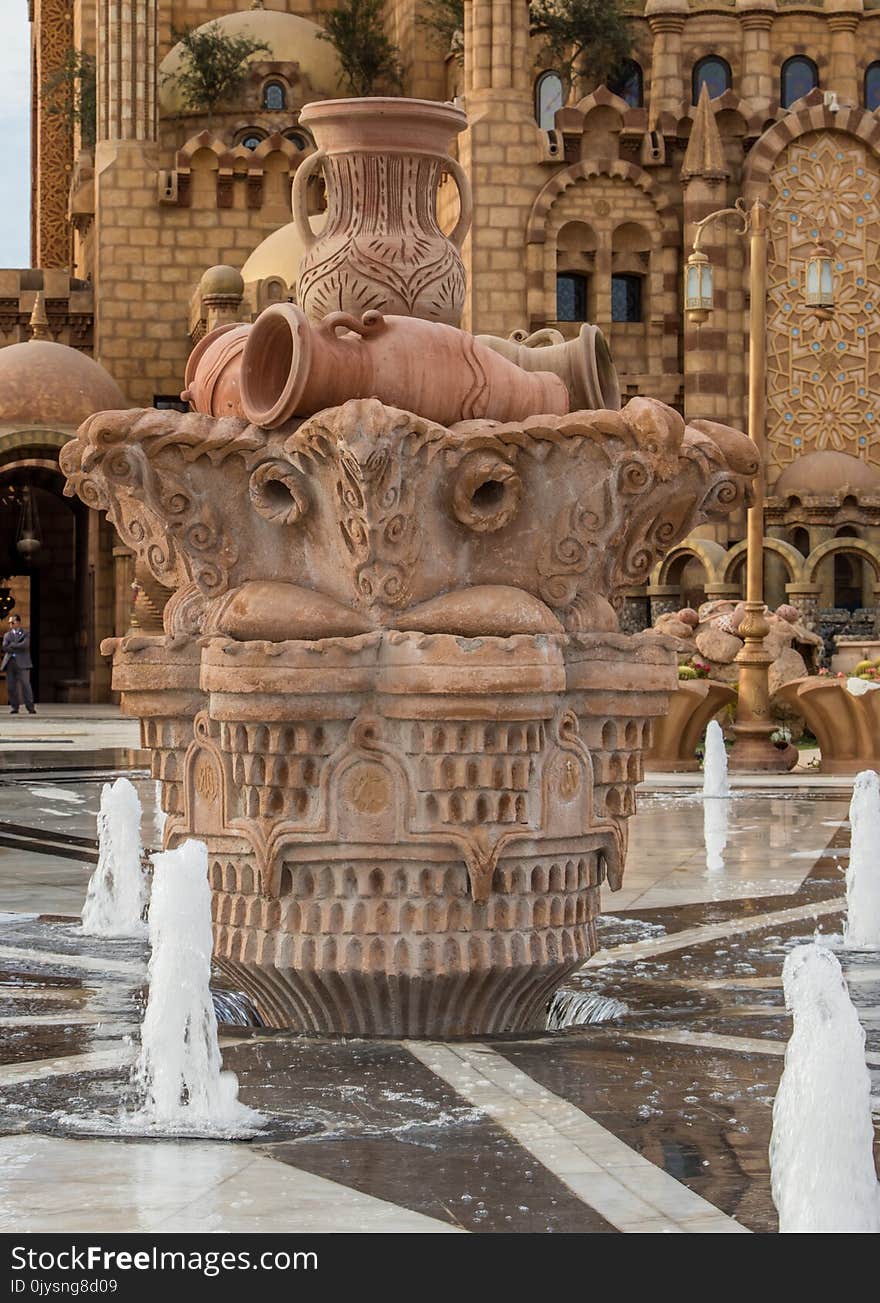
[865,62,880,111]
[556,273,587,322]
[692,56,732,103]
[263,80,287,111]
[608,59,643,108]
[780,56,818,109]
[535,71,564,130]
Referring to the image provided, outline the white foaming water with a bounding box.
[770,943,880,1233]
[846,770,880,950]
[702,719,730,799]
[703,795,729,871]
[154,780,167,845]
[133,840,261,1134]
[81,777,148,937]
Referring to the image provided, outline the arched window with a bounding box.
[865,62,880,111]
[608,59,643,108]
[239,132,265,151]
[263,80,287,111]
[535,71,564,130]
[556,273,587,322]
[692,56,732,103]
[285,130,311,151]
[611,273,643,322]
[781,56,818,109]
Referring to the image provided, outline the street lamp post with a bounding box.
[685,198,834,772]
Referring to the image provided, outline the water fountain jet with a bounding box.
[770,942,880,1233]
[133,839,260,1134]
[81,777,147,938]
[845,769,880,950]
[702,719,730,800]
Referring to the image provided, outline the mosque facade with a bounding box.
[2,0,880,700]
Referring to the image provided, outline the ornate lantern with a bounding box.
[805,240,834,319]
[684,248,714,324]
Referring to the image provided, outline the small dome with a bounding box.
[0,341,128,432]
[159,9,342,114]
[200,264,245,297]
[241,214,324,288]
[774,450,880,500]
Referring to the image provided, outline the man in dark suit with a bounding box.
[1,613,36,715]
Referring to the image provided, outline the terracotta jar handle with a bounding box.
[319,311,387,339]
[291,149,326,251]
[445,157,473,251]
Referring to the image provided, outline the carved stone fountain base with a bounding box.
[108,627,675,1036]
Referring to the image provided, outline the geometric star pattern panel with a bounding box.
[766,130,880,486]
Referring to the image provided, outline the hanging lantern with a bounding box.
[15,485,41,558]
[805,240,834,319]
[684,248,714,324]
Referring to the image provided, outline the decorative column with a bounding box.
[460,0,541,335]
[681,86,732,424]
[31,0,74,268]
[827,0,863,108]
[737,0,777,109]
[645,0,689,125]
[97,0,158,142]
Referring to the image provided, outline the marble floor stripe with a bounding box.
[622,1026,880,1067]
[0,945,144,976]
[0,1135,461,1234]
[0,1045,134,1085]
[586,897,844,968]
[407,1041,749,1234]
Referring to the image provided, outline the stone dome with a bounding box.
[0,340,128,433]
[159,9,342,114]
[774,450,880,501]
[200,264,245,297]
[241,214,324,289]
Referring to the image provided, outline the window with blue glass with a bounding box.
[263,81,287,111]
[865,62,880,111]
[535,71,565,130]
[781,57,818,109]
[556,273,587,322]
[692,56,732,103]
[240,132,264,151]
[611,274,642,323]
[608,60,643,108]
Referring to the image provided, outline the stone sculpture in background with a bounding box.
[61,96,759,1037]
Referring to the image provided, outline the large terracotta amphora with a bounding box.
[292,97,472,327]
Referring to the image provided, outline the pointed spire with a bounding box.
[681,83,730,181]
[28,291,51,342]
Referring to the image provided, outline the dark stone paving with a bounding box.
[240,1040,612,1233]
[498,1033,781,1232]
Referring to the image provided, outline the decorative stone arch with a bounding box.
[652,538,728,587]
[722,537,806,585]
[526,159,679,372]
[573,85,648,132]
[743,99,880,199]
[176,132,233,171]
[527,159,677,246]
[0,429,71,466]
[673,89,764,138]
[805,536,880,585]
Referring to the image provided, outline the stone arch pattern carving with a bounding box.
[742,107,880,484]
[653,539,728,587]
[722,536,805,585]
[526,160,679,385]
[804,536,880,586]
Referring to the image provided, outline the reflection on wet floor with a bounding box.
[0,753,876,1233]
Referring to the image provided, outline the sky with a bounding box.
[0,0,31,267]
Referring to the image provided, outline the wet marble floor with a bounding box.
[0,714,876,1234]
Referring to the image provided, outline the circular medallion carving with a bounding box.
[348,765,391,814]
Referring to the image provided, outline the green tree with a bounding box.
[417,0,465,64]
[318,0,403,96]
[529,0,633,93]
[42,49,97,151]
[167,23,270,126]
